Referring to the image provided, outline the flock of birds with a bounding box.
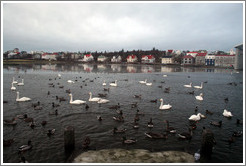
[4,72,243,163]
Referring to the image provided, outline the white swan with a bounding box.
[102,80,107,86]
[146,82,152,86]
[16,92,31,102]
[184,82,192,88]
[58,74,61,78]
[159,98,172,110]
[67,80,75,83]
[110,80,117,87]
[12,77,18,84]
[195,93,203,101]
[11,83,16,91]
[17,79,24,86]
[189,113,202,121]
[163,75,167,77]
[194,82,203,89]
[139,79,147,84]
[223,109,233,117]
[97,98,110,104]
[69,93,86,104]
[89,92,101,102]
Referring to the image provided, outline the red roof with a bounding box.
[215,54,235,57]
[141,55,155,59]
[85,54,92,57]
[183,55,194,59]
[197,53,207,56]
[127,55,137,59]
[168,50,173,53]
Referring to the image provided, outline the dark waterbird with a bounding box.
[82,136,91,149]
[122,136,137,144]
[144,132,168,139]
[210,120,222,127]
[18,140,32,152]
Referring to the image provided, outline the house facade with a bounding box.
[111,55,122,63]
[161,56,174,64]
[234,44,243,70]
[82,54,94,62]
[97,55,107,62]
[41,53,57,60]
[215,54,235,67]
[127,54,137,63]
[141,55,155,63]
[182,55,194,65]
[195,52,207,65]
[205,54,215,66]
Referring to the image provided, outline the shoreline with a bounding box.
[3,59,237,70]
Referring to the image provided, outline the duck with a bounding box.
[122,136,137,144]
[210,120,222,127]
[194,106,198,112]
[236,119,243,125]
[11,83,16,91]
[147,118,154,128]
[68,93,86,104]
[159,98,172,110]
[224,97,229,103]
[49,109,58,115]
[97,115,102,121]
[195,93,203,101]
[184,82,192,88]
[109,103,120,109]
[3,139,15,147]
[56,96,66,102]
[98,93,107,97]
[82,136,91,149]
[47,129,56,136]
[85,104,89,110]
[206,110,213,115]
[16,92,31,102]
[29,121,36,128]
[113,127,127,134]
[139,79,147,84]
[109,80,117,87]
[232,131,243,137]
[150,99,157,103]
[133,119,139,129]
[67,80,75,83]
[97,98,110,104]
[188,91,195,95]
[164,87,170,93]
[104,88,110,92]
[23,115,33,123]
[18,140,32,152]
[164,120,176,133]
[194,82,203,89]
[4,118,17,125]
[12,77,18,84]
[34,105,42,110]
[102,80,107,86]
[144,132,168,139]
[134,95,141,99]
[88,92,101,102]
[52,102,60,108]
[17,79,24,86]
[178,128,193,140]
[223,109,233,118]
[131,102,138,108]
[188,113,202,121]
[41,121,47,126]
[113,116,124,122]
[65,89,71,93]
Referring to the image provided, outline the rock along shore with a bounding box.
[73,149,195,163]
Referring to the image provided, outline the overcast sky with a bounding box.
[2,2,244,53]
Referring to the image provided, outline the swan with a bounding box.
[194,82,203,89]
[58,73,61,78]
[139,79,147,84]
[102,80,107,86]
[223,109,233,117]
[12,77,18,84]
[17,79,24,86]
[98,98,110,104]
[195,93,203,101]
[159,98,172,110]
[67,80,75,83]
[16,92,31,102]
[163,75,167,77]
[146,82,152,86]
[110,80,117,87]
[89,92,101,102]
[184,82,192,88]
[11,83,16,91]
[69,93,86,104]
[189,113,202,121]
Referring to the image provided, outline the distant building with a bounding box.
[234,44,243,70]
[82,54,94,62]
[215,54,235,68]
[161,56,174,64]
[97,55,107,62]
[205,54,215,66]
[182,55,194,65]
[127,54,137,63]
[111,55,122,63]
[186,52,198,58]
[195,52,207,65]
[41,53,57,60]
[141,55,155,63]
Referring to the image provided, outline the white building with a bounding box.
[111,55,122,63]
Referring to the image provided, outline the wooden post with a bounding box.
[200,127,216,160]
[64,126,75,153]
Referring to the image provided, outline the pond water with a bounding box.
[2,63,244,163]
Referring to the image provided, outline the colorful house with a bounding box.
[182,55,194,65]
[195,52,207,65]
[82,54,94,62]
[111,55,122,63]
[141,55,155,63]
[215,54,235,67]
[41,53,57,61]
[127,54,137,63]
[205,54,215,66]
